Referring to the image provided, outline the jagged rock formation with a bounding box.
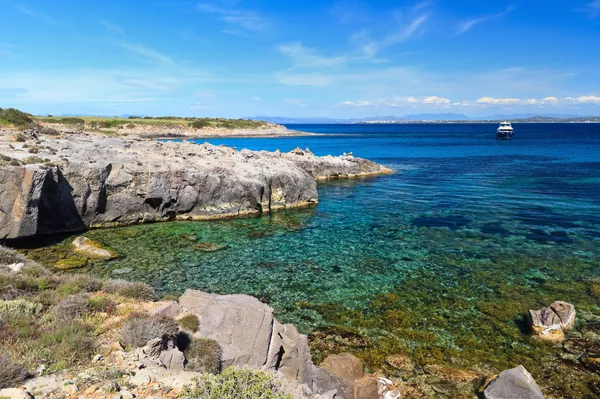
[178,290,390,399]
[0,133,391,240]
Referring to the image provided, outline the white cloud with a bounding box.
[117,42,173,64]
[277,42,351,69]
[339,95,600,109]
[579,1,600,17]
[566,95,600,104]
[197,3,269,32]
[190,103,214,110]
[116,76,177,91]
[542,96,559,104]
[475,97,521,105]
[457,5,515,35]
[101,20,125,36]
[13,4,58,25]
[383,14,430,46]
[423,96,451,104]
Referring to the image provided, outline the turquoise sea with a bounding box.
[27,123,600,397]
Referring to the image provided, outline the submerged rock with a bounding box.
[530,301,576,342]
[72,237,118,259]
[482,365,545,399]
[194,242,229,252]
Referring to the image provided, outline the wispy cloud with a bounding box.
[101,20,126,36]
[116,76,177,91]
[275,72,332,87]
[13,3,58,25]
[284,98,307,107]
[577,0,600,17]
[277,42,353,69]
[117,42,174,64]
[349,2,432,58]
[197,2,269,32]
[457,5,515,35]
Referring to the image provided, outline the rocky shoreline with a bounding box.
[0,129,391,240]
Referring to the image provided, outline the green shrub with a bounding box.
[179,314,200,332]
[8,159,21,166]
[0,356,31,389]
[185,338,222,374]
[189,120,211,129]
[52,295,89,321]
[22,156,44,165]
[102,280,156,300]
[0,299,43,316]
[0,108,33,127]
[87,295,117,314]
[180,367,292,399]
[0,245,29,266]
[37,320,96,372]
[65,274,103,292]
[120,314,179,349]
[15,133,27,142]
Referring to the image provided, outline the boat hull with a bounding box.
[496,132,514,140]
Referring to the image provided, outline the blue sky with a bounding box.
[1,0,600,118]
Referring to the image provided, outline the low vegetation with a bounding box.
[180,367,292,399]
[0,108,33,127]
[0,355,31,389]
[119,314,179,349]
[0,244,159,374]
[185,337,222,374]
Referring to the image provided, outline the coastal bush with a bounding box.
[15,133,27,142]
[0,356,31,389]
[52,294,90,321]
[0,108,33,127]
[190,120,211,129]
[0,245,29,266]
[38,320,96,372]
[185,337,222,374]
[0,299,43,316]
[120,314,179,349]
[87,295,117,314]
[180,367,292,399]
[179,314,200,332]
[22,156,44,165]
[102,279,156,300]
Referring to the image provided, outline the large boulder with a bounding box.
[179,290,275,368]
[265,321,312,383]
[320,353,364,382]
[529,301,576,342]
[482,365,545,399]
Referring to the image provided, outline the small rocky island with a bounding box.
[0,125,391,240]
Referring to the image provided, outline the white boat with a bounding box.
[496,121,514,140]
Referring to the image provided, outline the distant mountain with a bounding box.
[482,113,580,120]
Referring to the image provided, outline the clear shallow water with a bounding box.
[26,124,600,397]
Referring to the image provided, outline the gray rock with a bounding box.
[0,135,390,239]
[0,388,34,399]
[265,321,312,383]
[179,290,274,368]
[112,267,134,276]
[483,365,545,399]
[530,301,576,342]
[149,301,182,319]
[159,348,185,370]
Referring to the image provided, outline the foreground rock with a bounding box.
[482,365,545,399]
[178,290,394,398]
[0,132,391,240]
[529,301,576,342]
